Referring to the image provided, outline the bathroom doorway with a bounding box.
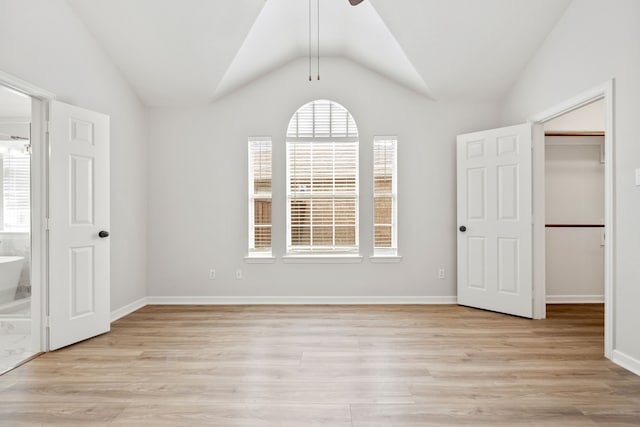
[0,85,37,373]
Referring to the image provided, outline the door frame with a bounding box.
[528,80,615,358]
[0,70,55,353]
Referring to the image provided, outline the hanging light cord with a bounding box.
[317,0,320,80]
[308,0,312,81]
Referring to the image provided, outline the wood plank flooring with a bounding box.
[1,304,639,426]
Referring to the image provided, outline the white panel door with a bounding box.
[49,101,110,350]
[457,124,532,318]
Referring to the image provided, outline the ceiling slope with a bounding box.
[214,0,431,100]
[67,0,266,106]
[370,0,572,102]
[68,0,572,106]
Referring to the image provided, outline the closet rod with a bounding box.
[545,224,604,228]
[545,131,604,136]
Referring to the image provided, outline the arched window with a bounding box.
[286,100,359,254]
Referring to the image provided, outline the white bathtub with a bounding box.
[0,256,24,305]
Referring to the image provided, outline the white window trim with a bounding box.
[369,255,403,263]
[286,100,360,256]
[282,254,363,264]
[373,136,398,256]
[244,255,276,264]
[247,137,272,258]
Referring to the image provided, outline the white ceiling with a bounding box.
[67,0,572,107]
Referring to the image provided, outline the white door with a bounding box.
[49,101,110,350]
[456,124,533,318]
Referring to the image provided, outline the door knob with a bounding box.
[98,230,110,238]
[459,226,467,232]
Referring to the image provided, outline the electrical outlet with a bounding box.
[438,268,445,279]
[209,269,216,280]
[236,269,243,280]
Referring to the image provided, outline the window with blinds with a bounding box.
[286,100,359,254]
[248,138,272,256]
[0,146,30,232]
[373,137,397,255]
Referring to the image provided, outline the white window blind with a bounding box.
[1,147,30,232]
[373,137,397,255]
[286,100,359,254]
[248,138,272,256]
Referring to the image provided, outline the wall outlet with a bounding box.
[438,268,445,279]
[209,269,216,280]
[236,269,243,280]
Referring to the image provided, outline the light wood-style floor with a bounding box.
[1,304,639,426]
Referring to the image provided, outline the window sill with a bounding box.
[244,256,276,264]
[369,255,403,263]
[282,255,363,264]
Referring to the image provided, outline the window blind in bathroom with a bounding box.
[1,149,30,232]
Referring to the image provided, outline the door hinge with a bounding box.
[45,316,50,328]
[45,217,51,230]
[45,120,51,134]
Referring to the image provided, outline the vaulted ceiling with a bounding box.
[67,0,572,107]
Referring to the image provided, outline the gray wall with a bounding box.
[500,0,640,366]
[147,57,501,299]
[0,0,148,311]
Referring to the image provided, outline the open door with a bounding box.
[456,123,533,318]
[49,101,110,350]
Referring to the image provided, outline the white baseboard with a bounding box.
[146,295,457,305]
[111,297,148,322]
[110,296,457,320]
[546,294,604,304]
[612,349,640,376]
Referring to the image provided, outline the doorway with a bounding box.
[530,81,614,358]
[544,100,605,304]
[0,85,37,373]
[0,70,112,373]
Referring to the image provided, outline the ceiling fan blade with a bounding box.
[349,0,364,5]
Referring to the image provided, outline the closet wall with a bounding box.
[544,100,605,302]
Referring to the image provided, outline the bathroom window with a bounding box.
[0,145,30,232]
[248,137,272,257]
[373,137,397,256]
[286,100,359,255]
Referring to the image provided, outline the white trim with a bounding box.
[528,80,615,359]
[31,98,48,352]
[373,136,398,257]
[286,100,360,255]
[0,70,55,353]
[146,296,457,305]
[110,297,147,322]
[546,295,604,304]
[612,350,640,377]
[248,137,272,255]
[244,256,276,264]
[0,70,55,100]
[531,123,546,320]
[0,117,31,124]
[369,255,403,263]
[282,255,363,264]
[529,83,611,123]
